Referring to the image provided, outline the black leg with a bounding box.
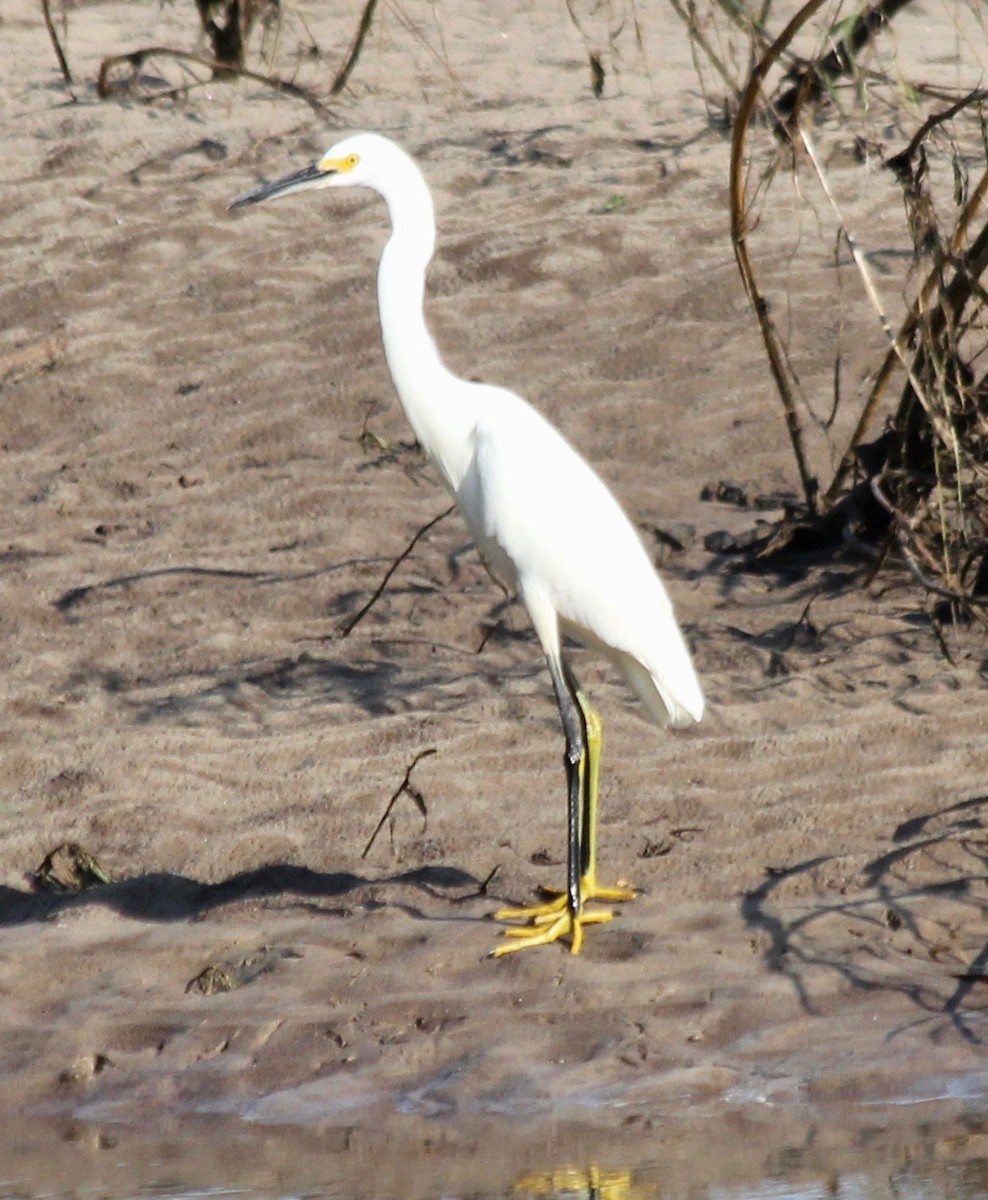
[548,656,588,922]
[491,652,630,955]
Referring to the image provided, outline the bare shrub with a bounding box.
[675,0,988,616]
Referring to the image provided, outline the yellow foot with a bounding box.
[492,878,636,955]
[495,879,635,924]
[491,905,614,956]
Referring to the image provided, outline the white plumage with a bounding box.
[230,132,703,955]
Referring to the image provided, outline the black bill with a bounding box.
[228,161,333,211]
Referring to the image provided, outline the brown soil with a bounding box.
[1,1,986,1193]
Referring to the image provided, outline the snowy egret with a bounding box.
[229,133,704,955]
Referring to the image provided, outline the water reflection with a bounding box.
[509,1156,988,1195]
[516,1166,647,1200]
[510,1154,988,1200]
[1,1110,987,1200]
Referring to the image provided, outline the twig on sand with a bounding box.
[362,747,437,859]
[339,505,455,637]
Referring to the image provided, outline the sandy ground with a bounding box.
[1,0,988,1192]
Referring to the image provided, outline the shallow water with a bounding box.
[3,1101,987,1200]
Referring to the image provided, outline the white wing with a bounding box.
[459,388,704,728]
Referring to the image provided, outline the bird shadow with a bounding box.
[741,792,988,1044]
[0,860,487,930]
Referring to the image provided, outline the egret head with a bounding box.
[228,132,404,210]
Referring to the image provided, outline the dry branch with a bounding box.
[773,0,917,124]
[330,0,381,95]
[729,0,831,514]
[827,163,988,501]
[194,0,279,72]
[362,748,437,859]
[41,0,73,87]
[97,46,330,115]
[717,0,988,607]
[339,505,455,637]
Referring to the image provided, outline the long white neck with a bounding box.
[373,152,478,495]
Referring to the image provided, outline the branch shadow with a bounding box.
[53,561,545,726]
[54,561,391,618]
[741,793,988,1043]
[0,861,487,930]
[94,641,545,727]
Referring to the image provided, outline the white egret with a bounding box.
[229,133,704,955]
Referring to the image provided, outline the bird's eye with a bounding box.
[345,154,360,170]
